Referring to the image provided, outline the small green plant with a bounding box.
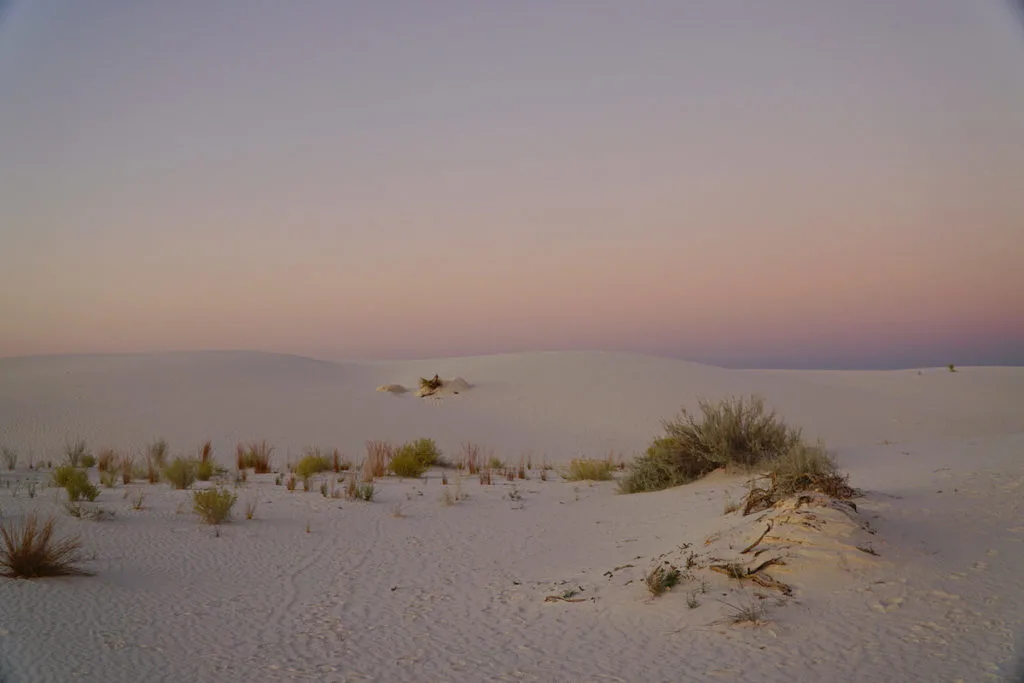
[163,457,198,490]
[295,449,333,481]
[645,563,681,596]
[722,594,768,625]
[52,465,99,501]
[192,488,238,524]
[487,456,504,470]
[80,454,97,468]
[947,363,956,373]
[130,489,145,510]
[244,495,258,520]
[196,459,215,481]
[2,447,18,471]
[563,458,614,481]
[345,476,374,501]
[99,469,119,488]
[64,439,90,467]
[389,444,431,478]
[0,513,92,578]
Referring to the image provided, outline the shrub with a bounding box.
[621,395,802,493]
[3,447,18,470]
[52,465,99,501]
[65,439,90,467]
[743,442,854,514]
[164,457,197,490]
[192,488,238,524]
[389,439,440,478]
[80,454,97,468]
[645,563,681,596]
[563,458,614,481]
[196,459,216,481]
[99,469,119,488]
[295,449,333,481]
[0,513,91,578]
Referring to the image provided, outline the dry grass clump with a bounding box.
[743,442,855,514]
[147,439,169,469]
[99,469,119,488]
[332,449,350,472]
[120,455,135,484]
[621,395,803,493]
[163,457,198,490]
[237,440,273,474]
[563,458,614,481]
[97,448,118,472]
[192,487,238,524]
[723,594,769,626]
[195,441,219,481]
[344,475,374,501]
[64,439,90,467]
[0,513,92,578]
[363,440,393,482]
[2,447,17,471]
[645,563,682,596]
[459,442,481,474]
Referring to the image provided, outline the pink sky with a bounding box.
[1,1,1022,368]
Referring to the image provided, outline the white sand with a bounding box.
[0,350,1022,682]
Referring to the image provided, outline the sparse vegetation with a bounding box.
[0,513,92,578]
[460,442,481,474]
[192,487,238,524]
[947,363,956,373]
[723,594,768,626]
[97,448,118,472]
[742,442,854,514]
[3,447,18,470]
[99,469,119,488]
[389,438,441,478]
[563,458,614,481]
[244,495,259,520]
[295,449,333,482]
[65,439,90,467]
[621,395,803,493]
[363,440,393,481]
[52,465,99,502]
[147,439,169,469]
[163,457,198,490]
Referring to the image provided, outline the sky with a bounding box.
[1,1,1023,369]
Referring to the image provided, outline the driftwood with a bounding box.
[709,556,792,595]
[740,522,773,554]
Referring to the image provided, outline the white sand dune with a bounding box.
[0,350,1022,682]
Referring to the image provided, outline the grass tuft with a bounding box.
[52,465,99,501]
[65,439,90,467]
[363,440,393,481]
[163,457,197,490]
[295,449,333,482]
[645,563,681,596]
[2,447,17,470]
[563,458,614,481]
[0,513,92,578]
[192,487,238,524]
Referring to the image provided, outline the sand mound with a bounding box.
[415,376,471,398]
[376,384,408,394]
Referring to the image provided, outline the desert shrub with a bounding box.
[295,449,332,481]
[0,513,91,578]
[164,457,197,490]
[99,469,119,488]
[238,440,273,473]
[65,439,90,467]
[192,488,238,524]
[355,482,374,501]
[52,465,99,501]
[409,438,441,467]
[645,563,681,596]
[563,458,614,481]
[389,445,430,478]
[3,447,18,470]
[196,459,215,481]
[80,454,96,468]
[621,395,803,493]
[147,439,169,468]
[742,442,854,514]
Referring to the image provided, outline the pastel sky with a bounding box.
[2,1,1023,369]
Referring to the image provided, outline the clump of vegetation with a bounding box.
[620,395,802,493]
[563,458,614,481]
[3,447,18,471]
[96,448,118,472]
[389,438,441,478]
[947,363,956,373]
[52,465,99,502]
[645,563,682,596]
[64,439,90,467]
[120,455,135,484]
[163,457,198,490]
[418,374,444,396]
[0,513,92,578]
[295,449,333,482]
[743,442,854,514]
[99,469,119,488]
[195,441,219,481]
[363,440,393,482]
[147,439,169,469]
[344,475,375,501]
[192,487,238,524]
[723,593,769,626]
[237,440,273,474]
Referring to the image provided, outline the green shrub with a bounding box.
[193,488,238,524]
[80,454,97,468]
[52,466,99,502]
[408,438,441,467]
[196,459,216,481]
[562,458,614,481]
[164,457,198,490]
[621,395,802,493]
[295,450,332,481]
[390,445,429,478]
